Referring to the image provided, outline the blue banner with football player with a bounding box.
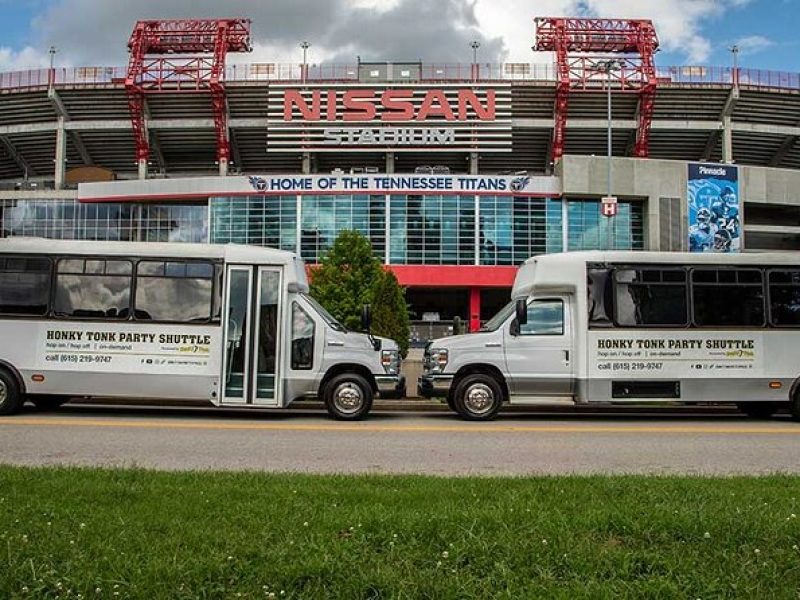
[687,163,741,253]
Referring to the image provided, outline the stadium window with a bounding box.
[613,268,689,327]
[54,258,132,319]
[0,255,52,317]
[134,260,215,323]
[691,268,765,328]
[768,270,800,327]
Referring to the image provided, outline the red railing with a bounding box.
[2,63,799,91]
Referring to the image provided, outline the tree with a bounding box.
[371,269,410,358]
[309,230,410,356]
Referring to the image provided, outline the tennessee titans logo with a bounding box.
[510,176,531,193]
[249,176,268,191]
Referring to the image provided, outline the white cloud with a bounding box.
[733,34,775,55]
[10,0,759,69]
[0,46,50,71]
[477,0,757,64]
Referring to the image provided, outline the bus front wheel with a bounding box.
[324,373,374,421]
[453,374,503,421]
[0,369,23,416]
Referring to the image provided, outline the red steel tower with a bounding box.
[125,18,252,176]
[534,17,660,164]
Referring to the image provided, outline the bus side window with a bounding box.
[691,268,764,327]
[134,260,214,323]
[291,302,315,370]
[0,256,51,316]
[613,268,688,327]
[587,268,613,327]
[769,270,800,327]
[54,258,132,320]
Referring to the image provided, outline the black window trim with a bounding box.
[0,253,53,318]
[689,266,767,329]
[591,263,786,331]
[766,268,800,329]
[0,252,223,325]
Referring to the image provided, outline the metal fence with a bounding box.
[2,63,800,91]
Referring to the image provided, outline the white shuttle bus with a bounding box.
[0,238,404,420]
[419,251,800,421]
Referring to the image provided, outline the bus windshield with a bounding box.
[302,294,347,332]
[480,300,516,332]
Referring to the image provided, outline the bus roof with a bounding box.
[526,250,800,266]
[513,251,800,297]
[0,237,300,266]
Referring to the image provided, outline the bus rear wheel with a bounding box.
[30,396,71,412]
[737,402,780,419]
[0,370,23,416]
[453,374,503,421]
[324,373,373,421]
[791,390,800,422]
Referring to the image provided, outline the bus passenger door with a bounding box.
[503,297,574,398]
[222,266,283,407]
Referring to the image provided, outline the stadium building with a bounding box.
[1,17,800,342]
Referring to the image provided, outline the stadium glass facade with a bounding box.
[206,194,643,265]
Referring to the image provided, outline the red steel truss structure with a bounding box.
[534,17,660,163]
[125,19,252,166]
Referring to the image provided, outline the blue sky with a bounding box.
[656,0,799,71]
[0,0,797,72]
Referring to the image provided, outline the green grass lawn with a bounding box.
[0,468,799,598]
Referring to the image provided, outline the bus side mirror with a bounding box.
[453,316,463,336]
[361,304,372,332]
[361,304,381,351]
[515,298,528,326]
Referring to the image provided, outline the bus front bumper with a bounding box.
[417,374,454,399]
[376,375,406,399]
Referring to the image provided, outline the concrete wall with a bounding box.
[557,155,800,251]
[401,349,425,398]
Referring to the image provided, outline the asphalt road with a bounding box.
[1,403,799,475]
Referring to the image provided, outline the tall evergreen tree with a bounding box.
[309,230,410,354]
[371,269,411,358]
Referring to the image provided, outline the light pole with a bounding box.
[470,40,480,81]
[597,59,621,249]
[729,44,739,86]
[300,41,310,83]
[470,40,480,63]
[48,46,57,88]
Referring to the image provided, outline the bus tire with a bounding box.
[0,369,23,416]
[453,374,504,421]
[30,395,71,412]
[737,402,779,419]
[324,373,373,421]
[790,389,800,422]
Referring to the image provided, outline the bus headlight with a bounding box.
[381,350,400,375]
[427,348,449,374]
